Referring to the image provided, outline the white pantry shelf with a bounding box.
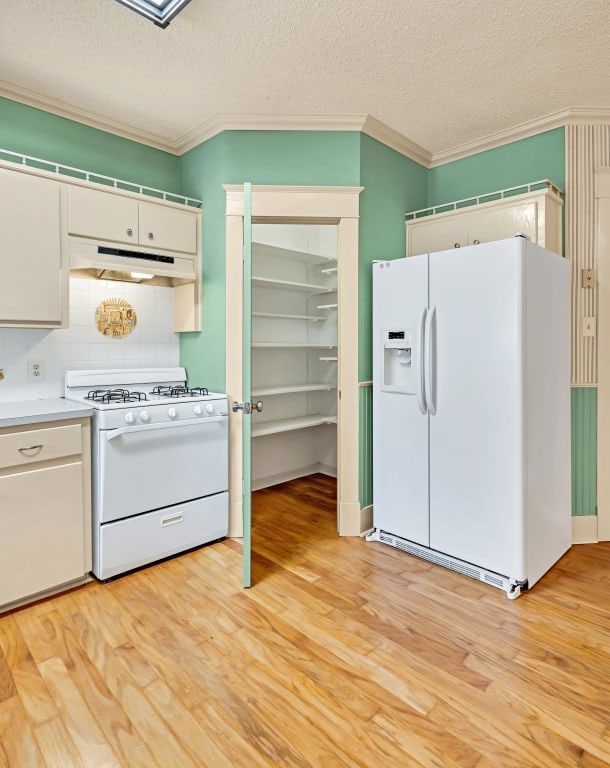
[317,303,338,310]
[252,276,331,293]
[252,312,325,322]
[320,356,338,362]
[253,241,336,265]
[252,414,337,438]
[252,383,337,396]
[252,342,336,349]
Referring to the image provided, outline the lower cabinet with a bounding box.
[0,418,91,609]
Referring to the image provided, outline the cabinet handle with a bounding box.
[454,242,461,248]
[473,239,480,245]
[148,232,154,240]
[127,228,133,236]
[18,444,43,455]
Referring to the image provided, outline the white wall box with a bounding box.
[250,224,338,491]
[0,166,68,328]
[406,183,563,258]
[0,417,92,610]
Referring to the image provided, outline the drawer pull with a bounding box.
[161,512,183,527]
[17,444,43,456]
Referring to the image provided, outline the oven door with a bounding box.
[97,416,228,524]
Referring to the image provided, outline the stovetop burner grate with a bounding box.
[150,385,210,398]
[86,388,148,404]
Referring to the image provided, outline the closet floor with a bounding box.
[1,476,609,767]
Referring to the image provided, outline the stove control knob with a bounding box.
[205,403,215,414]
[168,407,177,419]
[193,405,202,416]
[140,411,150,423]
[124,412,134,424]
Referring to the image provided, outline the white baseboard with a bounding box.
[572,515,598,544]
[252,463,336,491]
[360,505,373,534]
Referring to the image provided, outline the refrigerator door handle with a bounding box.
[425,306,437,415]
[417,307,427,414]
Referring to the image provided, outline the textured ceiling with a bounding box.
[1,0,609,155]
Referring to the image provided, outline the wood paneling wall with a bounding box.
[566,124,610,384]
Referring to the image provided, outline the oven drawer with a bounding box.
[0,424,82,471]
[94,492,228,579]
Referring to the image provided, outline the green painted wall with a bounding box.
[178,130,363,392]
[427,128,565,206]
[571,388,597,516]
[0,96,181,192]
[358,134,428,381]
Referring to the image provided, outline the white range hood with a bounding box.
[69,239,197,285]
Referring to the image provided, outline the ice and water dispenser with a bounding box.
[381,329,415,394]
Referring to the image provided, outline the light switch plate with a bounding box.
[583,317,596,337]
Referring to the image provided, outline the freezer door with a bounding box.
[373,256,429,545]
[428,239,526,579]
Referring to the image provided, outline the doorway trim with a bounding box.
[596,168,610,541]
[224,184,364,537]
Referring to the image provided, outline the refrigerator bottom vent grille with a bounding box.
[377,531,513,596]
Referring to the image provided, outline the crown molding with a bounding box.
[428,107,610,167]
[2,79,610,169]
[360,115,431,167]
[0,79,179,154]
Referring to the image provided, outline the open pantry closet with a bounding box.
[251,223,338,490]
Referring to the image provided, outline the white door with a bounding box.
[428,239,526,578]
[373,256,429,545]
[138,202,197,254]
[98,418,228,523]
[68,185,139,245]
[0,168,63,324]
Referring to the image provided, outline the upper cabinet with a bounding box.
[0,167,68,328]
[406,188,563,258]
[68,186,139,246]
[138,201,197,254]
[68,186,198,255]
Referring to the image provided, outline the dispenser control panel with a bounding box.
[381,328,415,394]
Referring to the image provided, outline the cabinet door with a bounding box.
[68,185,139,245]
[467,202,538,245]
[0,462,85,606]
[0,168,63,324]
[407,216,468,257]
[139,201,197,254]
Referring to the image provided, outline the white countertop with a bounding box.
[0,398,93,428]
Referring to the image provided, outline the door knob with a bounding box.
[148,232,154,240]
[253,401,264,413]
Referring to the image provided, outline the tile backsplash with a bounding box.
[0,277,179,401]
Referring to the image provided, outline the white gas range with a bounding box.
[65,367,228,579]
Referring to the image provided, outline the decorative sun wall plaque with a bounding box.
[95,298,137,339]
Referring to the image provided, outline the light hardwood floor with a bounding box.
[1,473,609,767]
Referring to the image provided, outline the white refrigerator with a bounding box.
[368,237,571,599]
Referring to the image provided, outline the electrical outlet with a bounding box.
[583,317,596,338]
[27,359,45,382]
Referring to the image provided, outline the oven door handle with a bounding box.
[105,416,226,441]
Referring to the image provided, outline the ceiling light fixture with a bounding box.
[113,0,192,28]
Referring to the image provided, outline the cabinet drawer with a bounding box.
[96,492,228,579]
[68,186,139,245]
[0,424,82,470]
[0,462,85,606]
[138,201,198,254]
